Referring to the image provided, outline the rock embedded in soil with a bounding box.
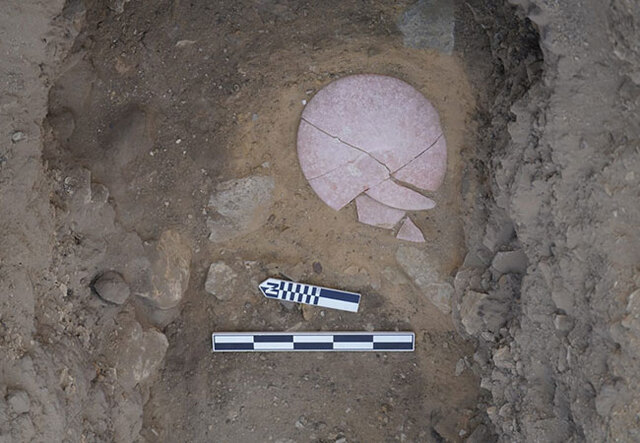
[553,314,574,333]
[395,246,439,289]
[205,261,238,301]
[398,0,455,53]
[422,282,454,314]
[492,346,514,370]
[7,390,30,414]
[92,271,130,305]
[482,210,515,252]
[140,229,191,309]
[460,291,489,336]
[622,288,640,331]
[396,245,453,311]
[460,290,509,336]
[280,300,297,311]
[207,175,275,242]
[491,249,528,276]
[107,315,169,390]
[595,383,630,418]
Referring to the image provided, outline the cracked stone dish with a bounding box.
[297,74,447,242]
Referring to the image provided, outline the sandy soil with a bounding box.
[3,0,485,441]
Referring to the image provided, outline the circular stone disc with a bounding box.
[297,74,447,212]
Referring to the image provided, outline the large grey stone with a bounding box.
[207,176,275,242]
[108,316,169,390]
[138,230,191,309]
[398,0,455,54]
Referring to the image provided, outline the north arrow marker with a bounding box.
[258,278,361,313]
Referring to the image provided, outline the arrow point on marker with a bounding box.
[259,278,280,298]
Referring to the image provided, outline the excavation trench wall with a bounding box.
[456,0,640,441]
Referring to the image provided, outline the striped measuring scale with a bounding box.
[212,332,414,352]
[258,278,361,312]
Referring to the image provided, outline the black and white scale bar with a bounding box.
[212,332,414,352]
[258,278,361,313]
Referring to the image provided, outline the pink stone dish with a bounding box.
[396,218,426,243]
[355,195,405,229]
[296,74,447,243]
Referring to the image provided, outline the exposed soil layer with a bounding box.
[455,1,640,441]
[1,0,638,442]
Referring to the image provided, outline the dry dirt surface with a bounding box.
[1,0,639,442]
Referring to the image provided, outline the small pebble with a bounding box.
[175,40,196,48]
[301,304,314,321]
[10,131,24,143]
[312,261,323,274]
